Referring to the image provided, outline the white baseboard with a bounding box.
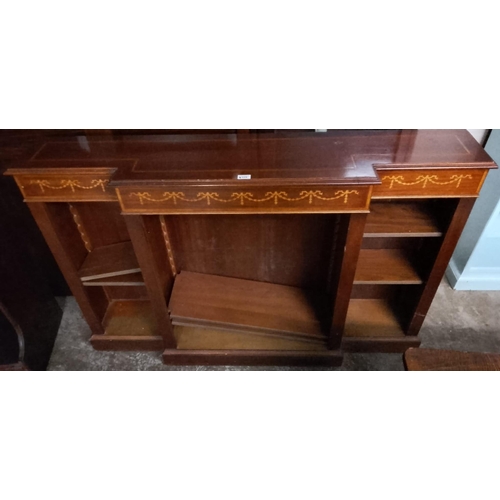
[445,259,461,289]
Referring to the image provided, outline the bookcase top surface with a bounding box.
[6,130,496,186]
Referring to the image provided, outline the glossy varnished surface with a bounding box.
[174,325,328,351]
[6,130,495,188]
[404,348,500,371]
[364,201,443,237]
[116,184,372,214]
[169,271,331,343]
[166,213,338,289]
[354,249,422,285]
[3,130,497,360]
[372,168,487,198]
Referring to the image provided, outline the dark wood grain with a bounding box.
[342,296,424,353]
[329,213,367,348]
[162,348,343,367]
[103,285,148,300]
[91,336,163,351]
[372,168,487,199]
[0,362,29,370]
[124,215,176,349]
[42,202,89,270]
[12,169,116,202]
[404,348,500,371]
[73,202,131,248]
[344,299,404,338]
[342,336,421,353]
[116,184,371,214]
[9,130,492,186]
[364,201,442,237]
[5,130,496,362]
[354,249,422,284]
[78,241,141,281]
[90,300,162,351]
[167,213,338,289]
[174,326,329,351]
[82,272,144,286]
[351,284,399,299]
[102,300,155,336]
[169,272,330,344]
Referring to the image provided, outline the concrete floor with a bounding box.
[48,280,500,370]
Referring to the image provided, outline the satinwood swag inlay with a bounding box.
[129,190,360,206]
[30,179,108,193]
[68,204,93,253]
[383,174,473,189]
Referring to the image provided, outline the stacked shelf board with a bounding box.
[174,326,329,351]
[344,201,444,352]
[165,272,342,366]
[78,241,142,283]
[82,272,144,286]
[169,271,331,349]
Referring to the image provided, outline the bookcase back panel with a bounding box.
[74,202,131,249]
[166,214,340,290]
[45,202,88,270]
[104,286,149,301]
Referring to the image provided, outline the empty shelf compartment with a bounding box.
[103,300,155,337]
[90,300,162,351]
[364,201,442,237]
[354,249,422,285]
[344,299,405,338]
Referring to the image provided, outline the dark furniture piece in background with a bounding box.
[404,348,500,371]
[0,131,66,370]
[0,301,26,370]
[4,130,496,367]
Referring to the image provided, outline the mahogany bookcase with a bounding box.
[5,130,496,367]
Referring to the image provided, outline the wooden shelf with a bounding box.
[354,249,422,285]
[364,202,442,238]
[345,299,404,338]
[343,299,420,352]
[174,325,329,351]
[103,300,154,336]
[90,300,163,351]
[169,272,330,344]
[78,241,141,282]
[82,272,145,286]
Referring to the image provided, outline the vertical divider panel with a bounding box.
[124,214,177,349]
[328,212,368,349]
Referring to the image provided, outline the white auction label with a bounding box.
[237,174,251,180]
